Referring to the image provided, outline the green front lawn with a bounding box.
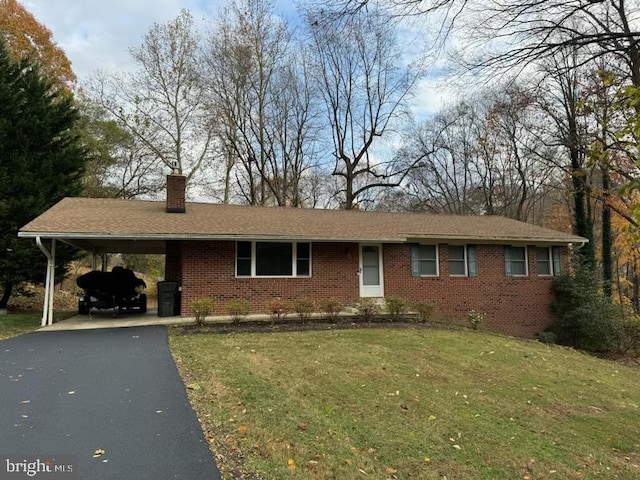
[170,327,640,479]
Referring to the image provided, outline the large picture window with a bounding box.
[236,241,311,277]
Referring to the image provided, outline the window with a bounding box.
[236,241,311,277]
[536,246,561,276]
[504,246,528,276]
[411,244,438,276]
[448,245,478,276]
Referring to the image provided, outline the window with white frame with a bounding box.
[504,246,528,276]
[536,246,561,276]
[411,244,439,276]
[448,245,478,276]
[236,241,311,277]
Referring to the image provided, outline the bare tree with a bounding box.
[400,87,559,222]
[307,7,420,209]
[202,0,319,206]
[332,0,640,87]
[86,10,215,195]
[77,94,165,199]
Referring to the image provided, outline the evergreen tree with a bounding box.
[0,37,86,308]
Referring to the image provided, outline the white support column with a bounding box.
[36,237,53,327]
[47,239,56,326]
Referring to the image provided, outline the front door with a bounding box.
[359,244,384,297]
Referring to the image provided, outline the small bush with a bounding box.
[319,298,344,320]
[292,297,315,323]
[227,299,250,323]
[413,300,435,323]
[535,331,558,344]
[267,297,288,323]
[190,298,214,327]
[385,295,408,320]
[357,298,380,322]
[467,310,484,330]
[619,317,640,355]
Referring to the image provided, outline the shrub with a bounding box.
[550,262,623,352]
[413,300,435,323]
[267,297,288,323]
[467,310,484,330]
[356,298,380,322]
[535,331,558,344]
[319,298,344,320]
[190,298,214,327]
[227,299,250,323]
[292,297,315,323]
[385,295,408,320]
[619,317,640,355]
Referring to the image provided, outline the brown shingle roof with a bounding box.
[19,197,585,247]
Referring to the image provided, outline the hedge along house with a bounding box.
[20,174,586,336]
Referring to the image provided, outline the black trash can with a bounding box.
[157,281,180,317]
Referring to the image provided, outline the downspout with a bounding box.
[36,238,56,326]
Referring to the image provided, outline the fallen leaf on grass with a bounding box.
[423,456,431,463]
[287,458,295,471]
[452,445,461,450]
[238,425,248,433]
[386,466,397,474]
[205,435,214,444]
[297,423,308,431]
[92,449,105,458]
[308,460,319,468]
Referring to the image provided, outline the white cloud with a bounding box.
[24,0,204,79]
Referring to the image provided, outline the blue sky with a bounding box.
[23,0,454,117]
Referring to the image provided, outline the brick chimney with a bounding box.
[166,169,186,213]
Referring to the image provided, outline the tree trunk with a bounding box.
[0,282,13,309]
[601,165,612,298]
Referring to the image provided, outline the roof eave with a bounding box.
[19,231,587,245]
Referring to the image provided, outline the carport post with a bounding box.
[36,237,56,326]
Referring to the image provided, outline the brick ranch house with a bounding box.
[20,174,586,337]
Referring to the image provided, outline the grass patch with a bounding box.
[0,313,43,339]
[0,312,75,340]
[170,328,640,479]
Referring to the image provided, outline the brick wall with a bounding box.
[179,241,360,315]
[384,244,567,337]
[174,240,568,338]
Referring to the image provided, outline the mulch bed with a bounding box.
[172,315,459,336]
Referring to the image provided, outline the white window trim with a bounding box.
[417,244,439,277]
[448,245,468,277]
[236,241,312,278]
[508,245,529,277]
[536,247,553,277]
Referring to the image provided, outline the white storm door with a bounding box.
[359,244,384,297]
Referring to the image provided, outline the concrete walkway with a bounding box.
[0,326,220,480]
[39,308,194,331]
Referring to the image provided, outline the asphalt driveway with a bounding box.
[0,326,220,479]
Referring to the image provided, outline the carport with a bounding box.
[18,230,168,327]
[18,174,190,327]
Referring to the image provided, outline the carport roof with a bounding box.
[18,197,586,254]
